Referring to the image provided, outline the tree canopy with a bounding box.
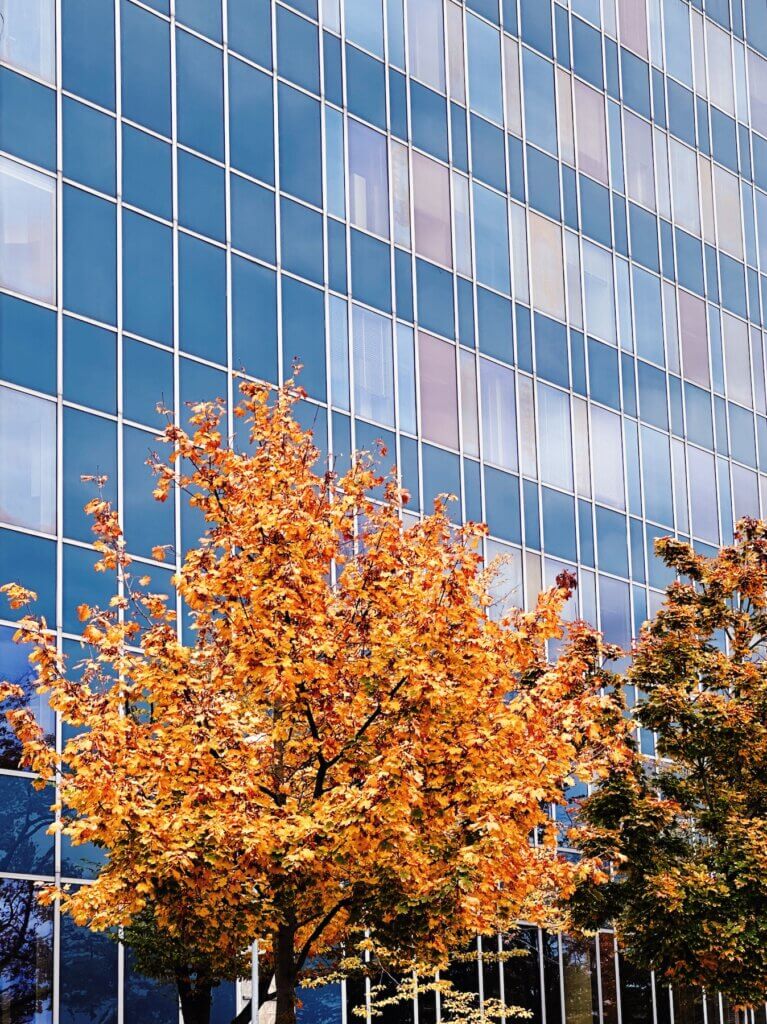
[1,382,630,1024]
[570,520,767,1008]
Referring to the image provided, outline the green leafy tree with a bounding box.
[570,519,767,1008]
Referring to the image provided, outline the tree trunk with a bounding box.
[274,924,298,1024]
[176,972,213,1024]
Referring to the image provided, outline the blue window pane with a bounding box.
[477,289,513,363]
[471,115,506,192]
[386,0,406,67]
[395,248,413,320]
[123,211,173,344]
[228,0,272,67]
[458,278,475,347]
[0,294,56,395]
[423,445,461,522]
[125,948,178,1024]
[588,339,620,409]
[0,879,53,1019]
[179,234,227,364]
[282,198,325,284]
[122,125,172,220]
[473,185,510,295]
[667,80,695,146]
[229,58,274,183]
[60,917,117,1024]
[277,6,320,93]
[527,147,560,220]
[410,82,448,162]
[324,31,343,106]
[346,0,384,56]
[0,529,56,622]
[63,186,117,325]
[521,0,553,55]
[523,49,557,155]
[279,84,322,205]
[556,4,571,70]
[676,229,705,295]
[233,257,278,383]
[346,45,387,131]
[283,0,317,16]
[123,338,173,427]
[63,0,115,109]
[535,314,568,388]
[62,542,115,635]
[63,408,117,542]
[730,404,756,467]
[63,97,115,195]
[176,0,222,40]
[578,500,595,567]
[0,67,56,171]
[231,175,275,263]
[632,267,664,364]
[451,103,468,171]
[720,255,747,318]
[663,0,692,85]
[282,278,326,399]
[351,230,391,312]
[180,358,226,422]
[467,14,503,124]
[120,0,171,136]
[580,176,611,247]
[389,68,408,141]
[629,203,659,272]
[0,774,53,874]
[176,29,224,159]
[572,17,603,88]
[685,383,714,448]
[123,425,175,557]
[178,150,226,241]
[542,488,577,561]
[596,507,629,577]
[64,317,116,415]
[416,260,455,339]
[641,426,673,526]
[329,218,349,295]
[621,49,650,117]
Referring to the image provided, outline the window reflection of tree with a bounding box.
[560,935,598,1024]
[0,628,54,772]
[618,955,654,1024]
[542,932,563,1024]
[123,946,178,1024]
[670,987,705,1024]
[501,927,542,1024]
[59,907,118,1024]
[0,878,53,1024]
[598,934,618,1024]
[0,775,54,876]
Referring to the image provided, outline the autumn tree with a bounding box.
[1,382,630,1024]
[569,520,767,1009]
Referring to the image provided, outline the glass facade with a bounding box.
[2,0,767,1019]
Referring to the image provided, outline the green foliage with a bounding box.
[571,519,767,1007]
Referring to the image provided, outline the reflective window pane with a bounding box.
[419,332,458,449]
[0,386,55,534]
[353,305,395,426]
[480,358,517,471]
[0,156,56,304]
[348,119,389,238]
[413,152,452,268]
[0,878,53,1023]
[0,0,55,82]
